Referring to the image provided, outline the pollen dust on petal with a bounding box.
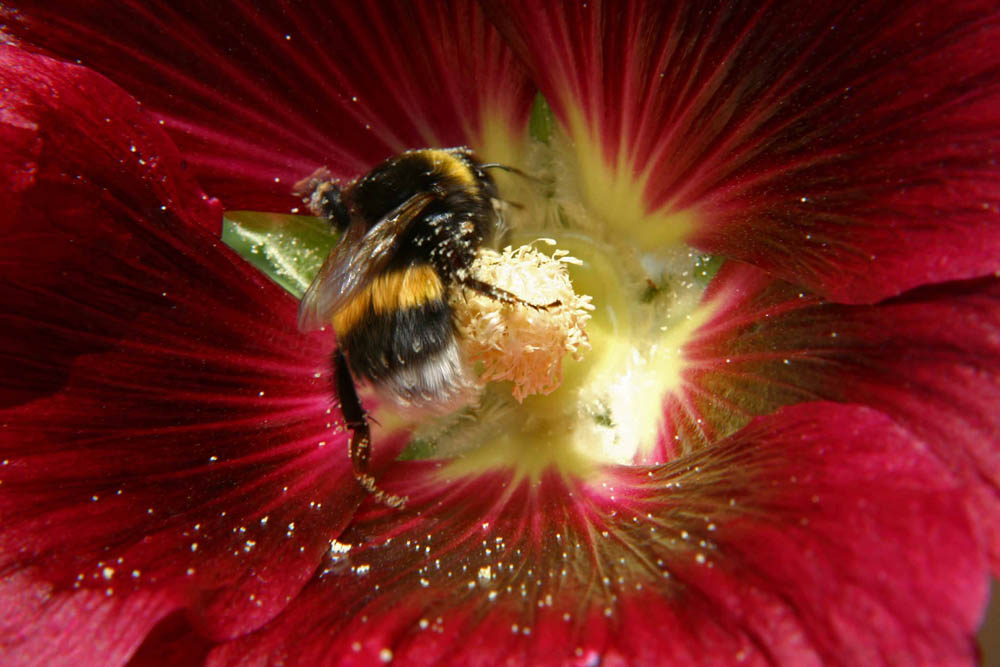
[451,242,594,401]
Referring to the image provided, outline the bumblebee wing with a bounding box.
[297,191,435,331]
[297,220,366,331]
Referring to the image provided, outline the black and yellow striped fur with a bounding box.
[297,148,550,504]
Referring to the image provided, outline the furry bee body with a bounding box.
[298,147,521,503]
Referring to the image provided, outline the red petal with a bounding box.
[0,569,177,666]
[209,404,985,665]
[0,47,363,645]
[127,613,215,667]
[0,43,222,406]
[486,1,1000,302]
[676,261,1000,569]
[7,1,534,213]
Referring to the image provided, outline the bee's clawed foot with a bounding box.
[355,471,409,509]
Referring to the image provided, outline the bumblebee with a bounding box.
[297,147,547,504]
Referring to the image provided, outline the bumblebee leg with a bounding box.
[334,347,370,472]
[333,348,408,509]
[460,276,561,310]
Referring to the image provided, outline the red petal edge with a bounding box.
[486,0,1000,303]
[0,45,362,652]
[1,570,176,667]
[673,261,1000,571]
[209,404,986,666]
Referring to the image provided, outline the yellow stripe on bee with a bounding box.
[332,265,444,335]
[423,149,477,189]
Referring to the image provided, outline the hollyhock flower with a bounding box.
[2,0,998,664]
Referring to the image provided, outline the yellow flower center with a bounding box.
[395,126,719,483]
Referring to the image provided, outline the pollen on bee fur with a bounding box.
[450,241,594,401]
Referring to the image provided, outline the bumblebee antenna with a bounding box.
[480,163,545,185]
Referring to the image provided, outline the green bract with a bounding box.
[222,211,338,299]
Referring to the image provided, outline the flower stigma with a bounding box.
[451,241,594,402]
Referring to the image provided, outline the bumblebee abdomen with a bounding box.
[333,263,477,412]
[340,298,452,381]
[331,265,444,335]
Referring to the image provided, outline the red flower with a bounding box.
[2,1,998,664]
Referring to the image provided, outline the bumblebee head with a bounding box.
[295,167,351,232]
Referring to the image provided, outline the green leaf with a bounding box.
[397,438,436,461]
[529,92,556,144]
[693,254,725,286]
[222,211,339,299]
